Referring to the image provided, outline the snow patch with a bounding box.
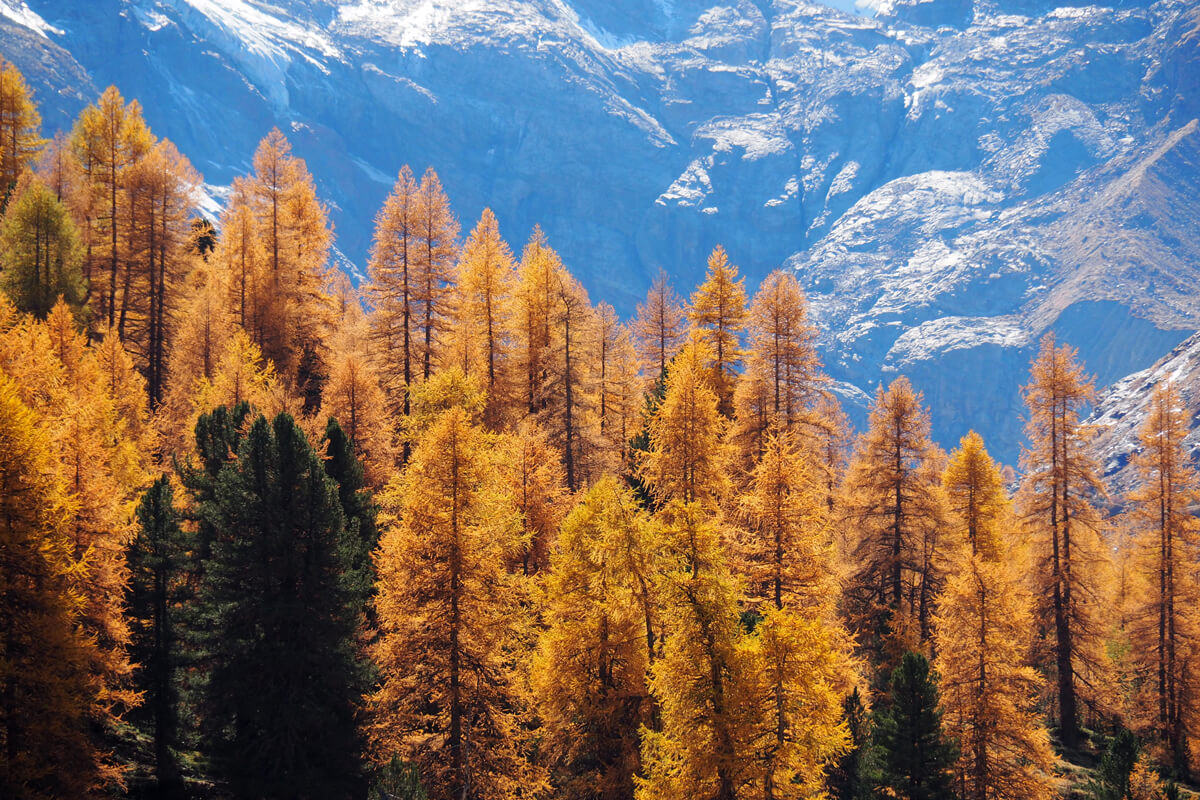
[0,0,62,37]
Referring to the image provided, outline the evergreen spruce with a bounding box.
[193,411,366,798]
[323,415,380,626]
[1085,729,1140,800]
[874,652,957,800]
[128,475,187,798]
[828,688,876,800]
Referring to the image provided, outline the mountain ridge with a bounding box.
[2,0,1197,465]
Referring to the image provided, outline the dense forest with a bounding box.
[0,56,1197,800]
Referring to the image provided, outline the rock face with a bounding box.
[1089,332,1200,501]
[2,0,1198,464]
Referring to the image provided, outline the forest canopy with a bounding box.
[0,57,1195,800]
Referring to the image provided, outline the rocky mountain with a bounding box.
[2,0,1198,465]
[1089,331,1200,500]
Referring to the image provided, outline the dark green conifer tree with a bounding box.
[1084,729,1139,800]
[874,652,957,800]
[322,416,379,615]
[128,475,187,798]
[193,412,367,798]
[828,687,876,800]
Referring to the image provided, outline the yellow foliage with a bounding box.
[936,433,1059,800]
[638,333,728,507]
[1123,382,1200,764]
[1017,333,1112,745]
[842,376,948,661]
[532,476,657,799]
[688,245,747,416]
[369,407,544,798]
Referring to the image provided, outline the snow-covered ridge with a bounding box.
[2,0,1198,466]
[1089,332,1200,498]
[0,0,59,37]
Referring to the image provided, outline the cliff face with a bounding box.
[2,0,1197,463]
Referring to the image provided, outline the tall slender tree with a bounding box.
[369,407,541,799]
[934,433,1059,800]
[637,333,728,508]
[0,57,43,208]
[514,227,557,414]
[412,167,459,380]
[367,165,420,416]
[736,431,831,613]
[1125,382,1200,769]
[1018,333,1110,748]
[533,476,658,800]
[0,373,106,798]
[842,377,948,666]
[689,245,747,416]
[239,129,334,405]
[633,268,686,382]
[128,476,187,798]
[70,86,153,327]
[451,207,515,425]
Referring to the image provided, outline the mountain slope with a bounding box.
[1,0,1197,463]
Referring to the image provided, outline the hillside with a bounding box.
[2,0,1198,463]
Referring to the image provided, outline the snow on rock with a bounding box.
[3,0,1198,465]
[0,0,60,37]
[1089,332,1200,498]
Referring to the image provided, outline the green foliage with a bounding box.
[625,364,667,508]
[0,176,85,318]
[1085,728,1140,800]
[828,687,877,800]
[128,475,188,797]
[372,756,428,800]
[323,415,380,608]
[192,411,367,798]
[873,652,958,800]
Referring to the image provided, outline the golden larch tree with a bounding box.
[736,430,833,613]
[369,406,542,799]
[412,166,459,380]
[155,260,236,456]
[689,245,747,416]
[543,265,597,491]
[0,56,43,206]
[741,605,855,800]
[637,501,752,800]
[744,269,822,429]
[532,476,659,799]
[123,138,201,406]
[70,86,153,328]
[735,434,858,800]
[241,128,334,405]
[935,432,1059,800]
[592,302,640,467]
[366,165,420,415]
[0,373,108,797]
[451,207,515,425]
[633,267,686,381]
[638,332,729,507]
[842,376,948,666]
[1017,333,1111,748]
[1124,382,1200,767]
[319,307,395,487]
[214,191,266,340]
[513,226,559,413]
[496,419,570,575]
[729,271,827,486]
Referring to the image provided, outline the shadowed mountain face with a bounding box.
[2,0,1198,464]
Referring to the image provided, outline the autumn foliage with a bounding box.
[1,59,1196,800]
